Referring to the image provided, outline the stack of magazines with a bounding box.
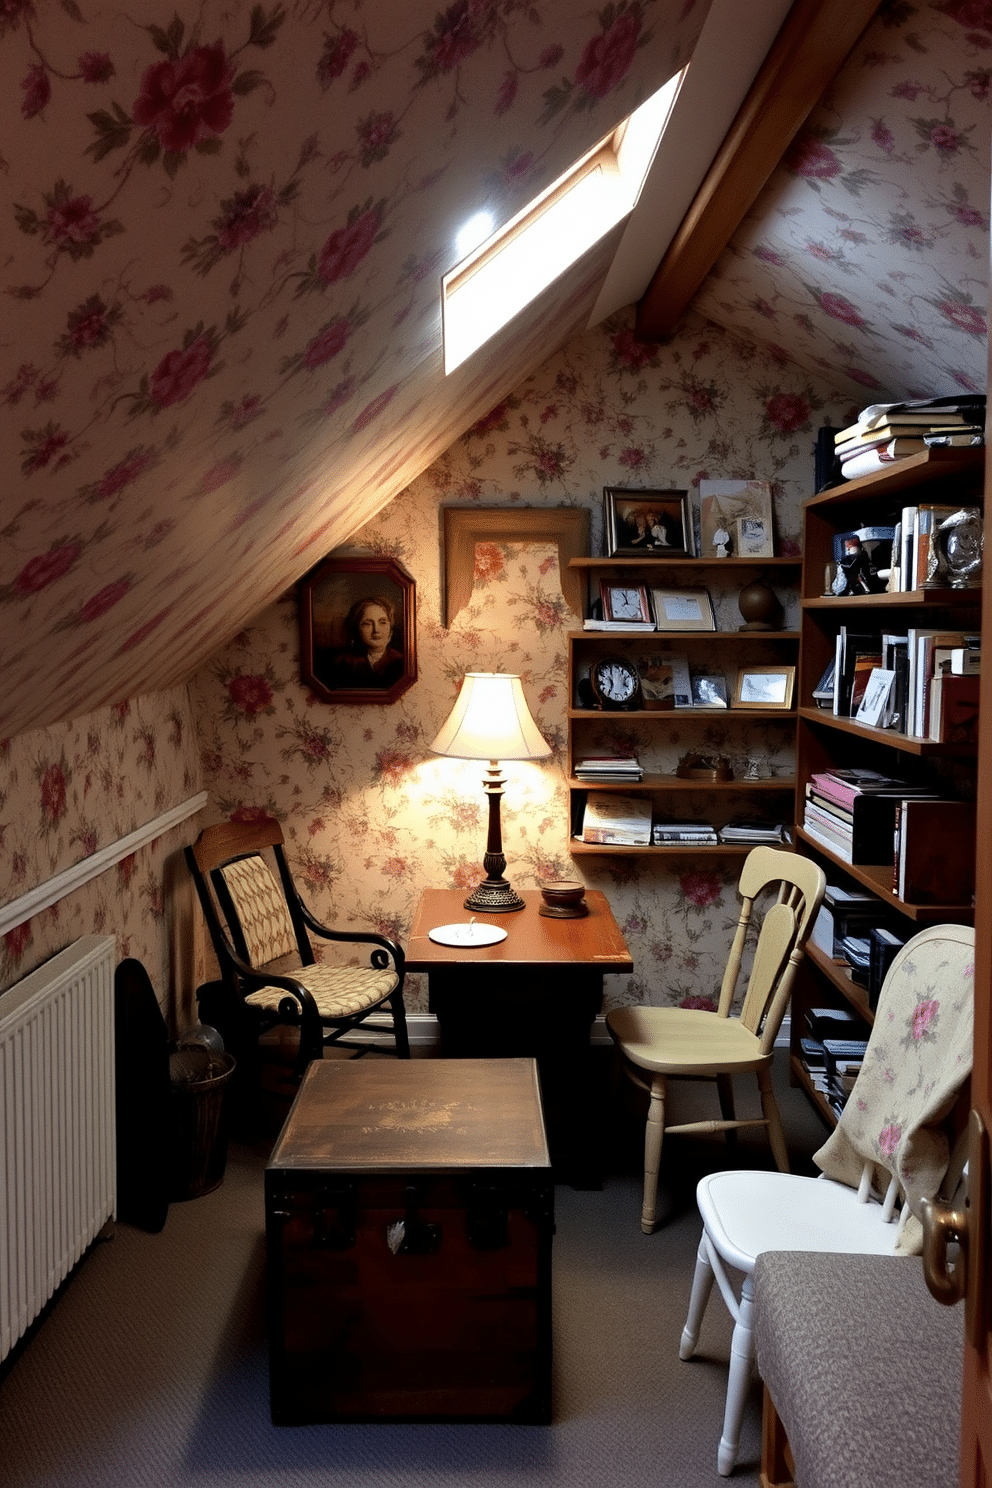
[574,754,642,782]
[718,820,791,845]
[581,795,651,845]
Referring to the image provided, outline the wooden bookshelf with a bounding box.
[793,451,982,1125]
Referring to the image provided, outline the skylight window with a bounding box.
[442,68,686,375]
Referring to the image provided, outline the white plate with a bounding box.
[428,922,508,948]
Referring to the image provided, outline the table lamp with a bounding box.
[430,672,551,913]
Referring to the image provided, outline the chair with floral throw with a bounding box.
[606,847,827,1233]
[185,818,409,1084]
[678,921,974,1476]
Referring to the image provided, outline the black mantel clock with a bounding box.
[590,655,641,711]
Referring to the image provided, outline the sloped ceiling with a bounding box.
[0,0,712,739]
[1,0,989,741]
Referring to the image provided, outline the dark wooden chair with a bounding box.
[185,818,409,1085]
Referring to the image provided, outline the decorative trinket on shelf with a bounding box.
[736,579,782,631]
[924,507,983,589]
[676,751,733,782]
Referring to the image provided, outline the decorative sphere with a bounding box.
[737,580,781,631]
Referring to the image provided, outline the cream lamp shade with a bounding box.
[429,672,551,761]
[430,673,550,912]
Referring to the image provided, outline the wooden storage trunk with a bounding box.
[265,1056,553,1424]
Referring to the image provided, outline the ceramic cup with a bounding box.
[539,879,587,915]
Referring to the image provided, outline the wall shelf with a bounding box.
[566,556,799,858]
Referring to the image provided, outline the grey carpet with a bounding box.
[0,1050,825,1487]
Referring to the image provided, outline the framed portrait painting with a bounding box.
[299,555,417,704]
[603,487,695,559]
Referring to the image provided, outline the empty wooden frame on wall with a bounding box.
[441,507,590,627]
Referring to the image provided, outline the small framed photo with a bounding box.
[637,652,692,710]
[299,554,417,705]
[691,673,728,709]
[854,667,895,727]
[649,587,715,632]
[599,579,652,625]
[604,487,694,558]
[732,665,795,710]
[735,515,773,558]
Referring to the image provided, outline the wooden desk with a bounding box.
[407,889,633,1183]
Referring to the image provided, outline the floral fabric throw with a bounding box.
[813,925,974,1256]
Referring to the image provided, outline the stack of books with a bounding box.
[810,882,878,958]
[823,1041,867,1115]
[802,1007,870,1110]
[580,794,651,846]
[802,768,935,865]
[574,754,642,782]
[651,818,718,845]
[717,820,790,845]
[836,395,985,481]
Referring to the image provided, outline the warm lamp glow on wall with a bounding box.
[430,672,551,913]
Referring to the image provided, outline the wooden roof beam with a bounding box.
[635,0,881,342]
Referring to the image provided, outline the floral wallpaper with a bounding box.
[191,303,851,1016]
[0,0,710,742]
[0,687,200,1007]
[1,0,989,1024]
[694,0,990,398]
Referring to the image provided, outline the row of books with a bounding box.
[799,1007,871,1115]
[835,395,985,482]
[578,794,788,846]
[815,624,980,740]
[891,500,983,592]
[801,769,976,906]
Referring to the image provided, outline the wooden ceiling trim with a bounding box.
[635,0,881,342]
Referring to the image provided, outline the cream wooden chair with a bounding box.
[679,922,974,1475]
[606,847,826,1234]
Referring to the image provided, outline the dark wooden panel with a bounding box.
[266,1058,552,1423]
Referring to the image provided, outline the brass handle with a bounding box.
[920,1109,989,1351]
[920,1194,968,1305]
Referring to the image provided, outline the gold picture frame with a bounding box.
[649,587,715,632]
[732,665,795,710]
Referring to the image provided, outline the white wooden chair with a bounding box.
[678,921,975,1476]
[606,847,827,1233]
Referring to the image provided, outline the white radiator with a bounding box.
[1,935,116,1363]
